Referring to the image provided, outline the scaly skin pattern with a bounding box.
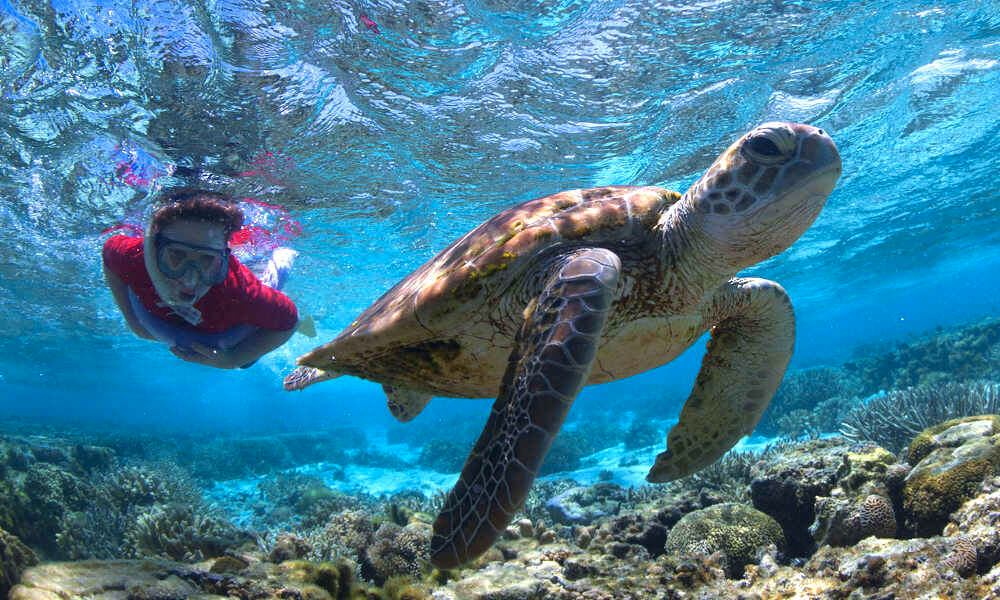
[284,122,842,568]
[429,248,621,568]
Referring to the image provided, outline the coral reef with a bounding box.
[305,509,376,562]
[167,428,363,481]
[664,503,785,578]
[0,461,89,556]
[54,461,210,561]
[808,443,905,547]
[757,366,862,438]
[297,509,432,587]
[510,478,578,524]
[539,421,622,475]
[0,528,37,598]
[677,445,784,503]
[11,415,1000,598]
[103,463,201,510]
[944,476,1000,574]
[545,483,626,526]
[54,504,129,560]
[584,512,666,558]
[21,531,1000,600]
[11,558,361,600]
[386,414,481,451]
[417,439,467,473]
[622,419,660,450]
[362,522,430,584]
[246,472,363,531]
[268,533,312,563]
[747,438,851,556]
[10,319,1000,600]
[845,317,1000,394]
[902,415,1000,537]
[69,444,116,474]
[812,492,898,547]
[125,502,251,561]
[840,381,1000,452]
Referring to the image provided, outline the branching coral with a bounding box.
[101,463,200,510]
[0,527,38,597]
[305,509,376,562]
[362,522,430,584]
[125,502,250,561]
[54,506,129,560]
[757,367,862,437]
[677,443,792,503]
[53,461,204,560]
[839,381,1000,453]
[14,463,90,554]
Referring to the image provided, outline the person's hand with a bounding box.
[170,342,240,369]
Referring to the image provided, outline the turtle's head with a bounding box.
[685,122,841,269]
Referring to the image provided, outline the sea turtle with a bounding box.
[284,122,842,568]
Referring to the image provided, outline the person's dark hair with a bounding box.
[149,188,244,238]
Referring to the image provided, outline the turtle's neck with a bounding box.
[656,196,738,312]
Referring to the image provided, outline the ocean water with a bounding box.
[1,0,999,448]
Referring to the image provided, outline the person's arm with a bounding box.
[173,325,296,369]
[103,265,157,341]
[172,261,299,369]
[230,325,296,365]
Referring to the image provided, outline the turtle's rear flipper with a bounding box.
[283,366,339,391]
[383,384,432,422]
[646,277,795,483]
[429,248,621,569]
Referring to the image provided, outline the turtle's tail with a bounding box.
[283,366,339,391]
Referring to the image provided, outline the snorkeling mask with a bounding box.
[155,234,230,286]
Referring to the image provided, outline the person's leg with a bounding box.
[240,247,297,369]
[253,247,297,289]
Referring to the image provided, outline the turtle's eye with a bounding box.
[740,126,795,165]
[746,136,782,158]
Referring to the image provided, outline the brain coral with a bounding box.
[856,494,897,539]
[664,503,785,578]
[812,492,898,547]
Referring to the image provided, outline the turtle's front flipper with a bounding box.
[430,248,621,569]
[647,277,795,483]
[283,366,338,391]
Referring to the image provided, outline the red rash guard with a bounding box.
[103,235,298,332]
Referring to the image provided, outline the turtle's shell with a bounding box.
[297,185,681,395]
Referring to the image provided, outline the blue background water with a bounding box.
[1,0,998,435]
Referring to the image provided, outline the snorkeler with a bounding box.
[102,188,299,369]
